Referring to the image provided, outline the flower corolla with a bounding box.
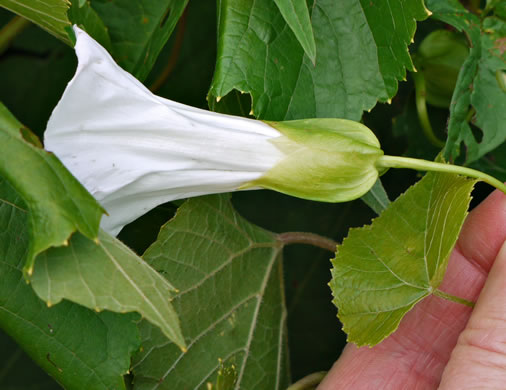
[45,27,385,237]
[44,27,286,236]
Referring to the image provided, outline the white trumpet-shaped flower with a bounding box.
[45,27,388,236]
[45,27,286,235]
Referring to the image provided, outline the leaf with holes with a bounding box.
[131,195,290,390]
[330,172,477,346]
[210,0,429,121]
[0,0,71,44]
[0,102,103,275]
[428,0,506,163]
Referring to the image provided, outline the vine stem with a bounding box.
[0,16,31,56]
[277,232,337,252]
[286,372,327,390]
[434,289,475,308]
[377,155,506,194]
[412,71,445,148]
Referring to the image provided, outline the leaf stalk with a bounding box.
[277,232,337,252]
[434,289,475,308]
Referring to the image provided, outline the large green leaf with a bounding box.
[330,172,477,346]
[0,330,60,390]
[132,195,290,390]
[209,0,428,121]
[90,0,188,81]
[429,0,506,163]
[0,0,71,44]
[0,102,103,274]
[0,179,140,390]
[30,229,185,350]
[273,0,316,63]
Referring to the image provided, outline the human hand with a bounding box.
[318,189,506,389]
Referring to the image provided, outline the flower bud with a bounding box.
[416,30,469,108]
[243,119,385,202]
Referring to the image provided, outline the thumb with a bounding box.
[439,239,506,389]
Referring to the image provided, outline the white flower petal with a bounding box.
[45,26,284,236]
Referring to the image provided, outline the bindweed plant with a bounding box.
[0,1,505,389]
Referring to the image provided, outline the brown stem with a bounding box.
[277,232,337,252]
[149,8,187,92]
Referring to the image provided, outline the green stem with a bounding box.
[0,16,31,56]
[434,289,475,308]
[286,372,327,390]
[465,106,476,123]
[377,155,506,194]
[412,71,445,148]
[277,232,337,252]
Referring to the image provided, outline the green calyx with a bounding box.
[416,30,469,108]
[242,118,506,204]
[241,119,385,203]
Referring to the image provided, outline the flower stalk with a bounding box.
[376,155,506,194]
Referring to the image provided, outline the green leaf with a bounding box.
[330,172,477,346]
[210,0,428,120]
[470,17,506,159]
[68,0,112,52]
[0,0,71,44]
[30,229,185,350]
[0,330,60,390]
[273,0,316,63]
[0,102,103,274]
[360,178,390,215]
[424,0,475,30]
[91,0,188,81]
[428,0,506,163]
[132,195,290,390]
[0,178,140,390]
[493,2,506,19]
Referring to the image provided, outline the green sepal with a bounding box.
[242,119,384,203]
